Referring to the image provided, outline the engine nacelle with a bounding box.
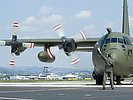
[15,47,27,56]
[38,49,55,63]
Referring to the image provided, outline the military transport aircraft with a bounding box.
[0,0,132,85]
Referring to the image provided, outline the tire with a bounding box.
[96,76,103,85]
[92,71,103,85]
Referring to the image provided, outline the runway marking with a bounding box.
[84,94,91,97]
[0,88,82,94]
[0,97,34,100]
[58,94,65,96]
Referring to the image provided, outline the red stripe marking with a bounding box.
[13,23,18,27]
[13,25,18,27]
[81,32,85,40]
[54,24,62,31]
[48,49,53,58]
[10,61,15,65]
[80,31,87,40]
[82,31,87,39]
[73,61,80,64]
[72,58,79,63]
[10,64,14,65]
[30,43,32,48]
[46,48,53,59]
[54,24,61,29]
[55,26,62,31]
[10,61,15,63]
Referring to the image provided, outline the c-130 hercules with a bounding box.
[0,0,132,85]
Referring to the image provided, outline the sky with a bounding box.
[0,0,133,71]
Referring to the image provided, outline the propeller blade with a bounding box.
[22,43,35,48]
[70,53,80,65]
[0,41,6,46]
[80,30,87,40]
[71,57,80,65]
[53,24,65,38]
[13,23,18,35]
[9,53,15,66]
[46,48,54,59]
[74,30,87,41]
[12,23,18,42]
[53,24,80,65]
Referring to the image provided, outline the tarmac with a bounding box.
[0,80,133,100]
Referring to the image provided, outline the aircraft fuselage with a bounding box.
[92,32,133,78]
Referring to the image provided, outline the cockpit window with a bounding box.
[126,39,132,45]
[104,37,132,45]
[105,38,110,44]
[118,38,124,43]
[98,34,109,46]
[123,36,132,45]
[111,38,117,43]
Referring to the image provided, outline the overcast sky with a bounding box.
[0,0,133,70]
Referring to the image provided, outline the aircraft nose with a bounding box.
[106,49,126,66]
[105,49,128,76]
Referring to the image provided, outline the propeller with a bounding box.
[73,30,87,42]
[0,23,35,66]
[53,24,87,65]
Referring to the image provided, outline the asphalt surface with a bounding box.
[0,86,133,100]
[0,80,133,100]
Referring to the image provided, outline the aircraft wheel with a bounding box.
[92,71,103,85]
[116,76,121,85]
[96,76,103,85]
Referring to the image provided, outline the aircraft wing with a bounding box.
[21,38,99,47]
[3,38,99,52]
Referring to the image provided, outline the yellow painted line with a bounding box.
[0,88,82,94]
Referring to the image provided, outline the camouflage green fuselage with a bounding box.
[93,32,133,78]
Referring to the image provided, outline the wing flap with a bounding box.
[76,47,94,52]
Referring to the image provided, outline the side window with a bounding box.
[118,38,124,44]
[126,39,132,45]
[123,36,132,45]
[121,45,126,51]
[123,39,127,44]
[98,34,109,48]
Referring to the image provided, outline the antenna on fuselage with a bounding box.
[122,0,130,36]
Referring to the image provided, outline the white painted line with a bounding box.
[58,94,65,96]
[0,97,34,100]
[84,94,91,97]
[0,81,132,87]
